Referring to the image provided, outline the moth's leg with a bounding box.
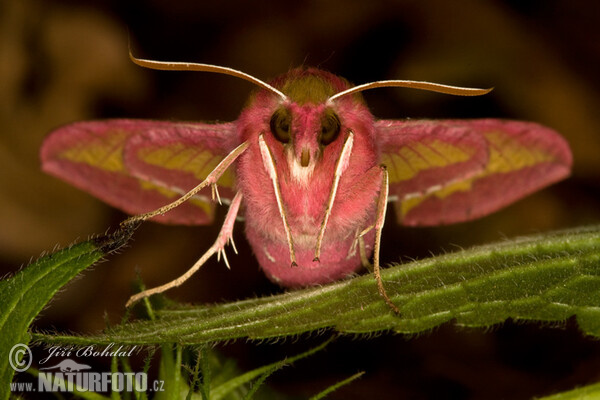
[347,225,373,270]
[125,191,243,307]
[358,236,372,271]
[373,166,401,314]
[258,134,297,266]
[347,227,361,258]
[314,131,354,261]
[122,141,249,226]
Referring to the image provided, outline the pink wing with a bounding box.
[377,119,572,226]
[41,119,239,225]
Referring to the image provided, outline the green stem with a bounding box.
[32,225,600,346]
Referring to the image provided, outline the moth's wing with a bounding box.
[122,121,239,203]
[41,119,239,225]
[377,119,572,226]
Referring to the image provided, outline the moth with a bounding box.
[41,54,572,312]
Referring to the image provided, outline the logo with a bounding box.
[9,343,32,372]
[40,359,92,372]
[9,343,165,394]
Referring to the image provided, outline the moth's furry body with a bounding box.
[236,68,380,286]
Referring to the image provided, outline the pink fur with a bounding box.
[235,68,382,286]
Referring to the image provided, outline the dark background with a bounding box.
[2,0,600,398]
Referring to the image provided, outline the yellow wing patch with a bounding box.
[138,143,235,188]
[58,130,128,173]
[56,130,219,215]
[382,138,476,183]
[396,130,559,218]
[484,131,555,173]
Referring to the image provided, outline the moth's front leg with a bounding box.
[343,164,386,266]
[372,165,401,314]
[126,191,244,307]
[346,164,401,314]
[258,133,297,266]
[314,131,354,262]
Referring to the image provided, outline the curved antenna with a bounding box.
[328,80,493,103]
[129,50,287,101]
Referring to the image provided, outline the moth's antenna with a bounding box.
[328,80,493,103]
[129,49,288,101]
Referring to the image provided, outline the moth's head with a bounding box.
[253,68,368,175]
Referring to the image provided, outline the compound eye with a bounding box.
[269,108,292,144]
[320,110,341,146]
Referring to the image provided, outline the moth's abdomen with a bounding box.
[245,223,375,287]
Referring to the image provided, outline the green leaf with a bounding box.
[33,225,600,346]
[0,225,136,400]
[537,381,600,399]
[239,363,280,400]
[197,347,211,400]
[210,337,333,400]
[155,345,188,400]
[309,371,365,400]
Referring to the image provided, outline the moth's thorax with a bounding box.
[245,67,364,109]
[271,67,357,104]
